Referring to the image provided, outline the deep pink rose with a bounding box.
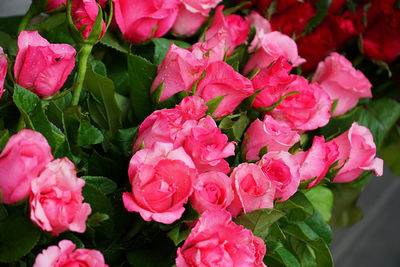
[172,0,222,36]
[184,116,235,174]
[332,122,383,183]
[270,76,332,131]
[228,163,275,217]
[14,31,76,98]
[112,0,179,43]
[251,57,295,109]
[46,0,66,11]
[34,240,108,267]
[30,158,91,235]
[196,61,255,118]
[124,142,197,224]
[245,114,300,161]
[0,130,53,204]
[244,31,305,74]
[294,136,339,188]
[0,46,7,98]
[313,52,372,116]
[151,44,207,102]
[71,0,106,39]
[246,11,272,53]
[257,151,300,202]
[176,210,266,267]
[190,171,234,214]
[133,96,207,152]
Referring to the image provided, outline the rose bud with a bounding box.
[46,0,66,11]
[71,0,106,40]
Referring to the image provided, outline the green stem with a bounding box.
[71,44,93,106]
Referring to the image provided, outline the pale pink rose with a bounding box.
[112,0,179,43]
[251,57,295,109]
[151,44,207,102]
[0,46,7,98]
[71,0,106,40]
[257,151,300,202]
[14,31,76,98]
[30,158,91,235]
[124,142,197,224]
[190,171,234,214]
[244,31,305,74]
[133,96,207,152]
[332,122,383,183]
[46,0,66,11]
[196,61,255,118]
[176,210,266,267]
[0,130,53,204]
[270,76,332,131]
[246,11,272,53]
[228,163,275,217]
[172,0,222,36]
[34,240,108,267]
[245,114,300,161]
[184,116,235,174]
[313,52,373,116]
[294,136,339,188]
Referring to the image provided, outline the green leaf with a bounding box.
[265,245,301,267]
[39,13,66,33]
[81,176,117,194]
[304,0,332,33]
[258,91,300,112]
[304,211,332,245]
[304,186,333,222]
[167,225,192,246]
[205,95,226,116]
[110,127,138,157]
[150,81,164,104]
[77,120,104,146]
[152,38,191,65]
[219,112,250,142]
[0,214,41,263]
[100,31,129,53]
[127,54,157,121]
[0,130,9,151]
[87,212,110,227]
[276,192,314,221]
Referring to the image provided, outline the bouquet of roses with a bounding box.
[0,0,399,266]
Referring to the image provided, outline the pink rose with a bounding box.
[246,11,272,53]
[14,31,76,98]
[112,0,179,43]
[257,151,300,201]
[71,0,106,40]
[189,30,229,63]
[332,122,383,183]
[0,130,53,204]
[245,114,300,161]
[244,31,305,74]
[123,142,197,224]
[176,210,266,267]
[196,61,255,118]
[270,76,332,131]
[30,158,91,235]
[133,96,207,152]
[190,171,234,214]
[251,57,295,109]
[313,52,372,116]
[184,116,235,174]
[294,136,339,188]
[151,44,207,102]
[34,240,108,267]
[172,0,222,36]
[0,46,7,98]
[228,163,275,217]
[46,0,66,11]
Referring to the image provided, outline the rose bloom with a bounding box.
[228,163,275,217]
[270,75,332,132]
[0,129,53,204]
[257,151,300,202]
[176,210,266,267]
[332,122,383,183]
[46,0,66,11]
[246,11,272,53]
[133,96,207,152]
[196,61,255,118]
[313,52,372,117]
[172,0,222,36]
[123,142,197,224]
[190,171,234,214]
[184,116,235,174]
[0,46,7,98]
[189,30,229,63]
[112,0,179,43]
[34,240,108,267]
[14,31,76,98]
[294,136,339,188]
[151,44,207,102]
[71,0,106,39]
[30,158,91,235]
[245,114,300,161]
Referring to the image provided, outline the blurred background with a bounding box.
[1,1,399,266]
